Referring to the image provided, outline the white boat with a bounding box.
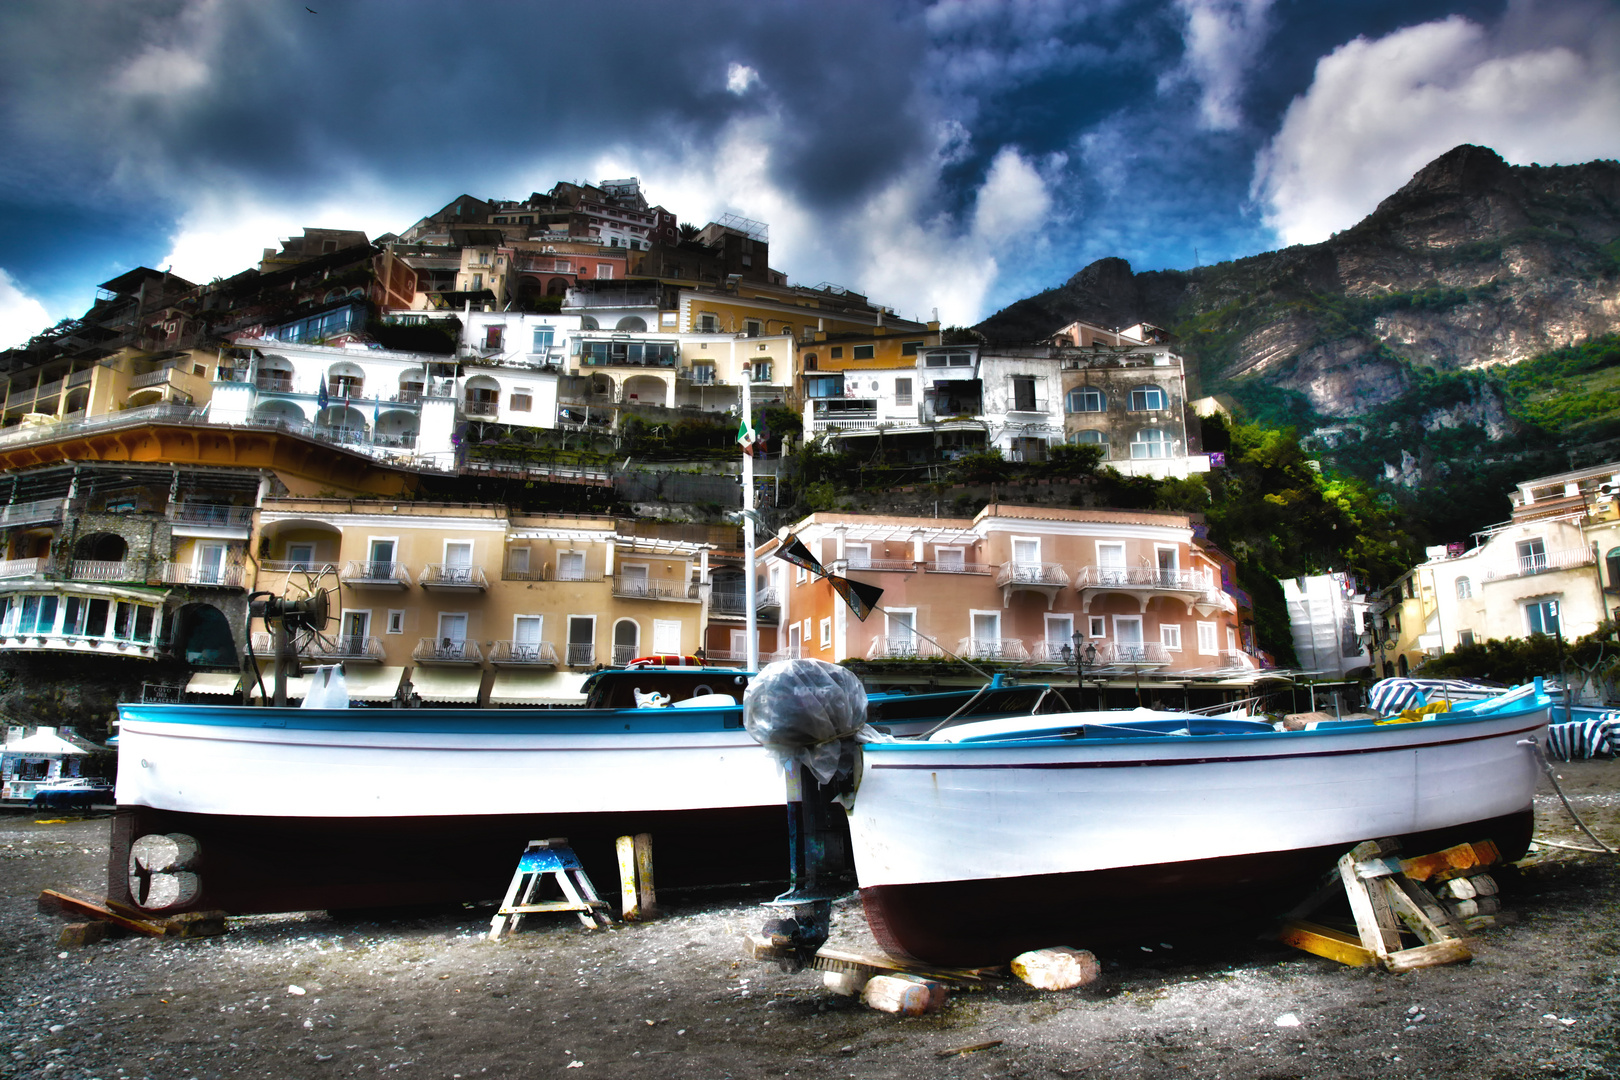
[111,666,1062,914]
[846,684,1552,966]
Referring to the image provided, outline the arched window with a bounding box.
[615,316,647,332]
[1071,429,1108,446]
[1066,387,1105,413]
[1455,577,1472,599]
[1128,385,1166,411]
[580,316,599,331]
[1607,547,1620,589]
[1129,428,1169,459]
[613,618,640,666]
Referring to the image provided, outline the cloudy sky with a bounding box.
[2,0,1617,348]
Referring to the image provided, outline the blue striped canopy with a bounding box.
[1367,678,1504,716]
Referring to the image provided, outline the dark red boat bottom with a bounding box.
[860,809,1534,967]
[109,804,792,915]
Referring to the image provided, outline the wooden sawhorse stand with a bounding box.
[488,838,611,941]
[1279,838,1503,972]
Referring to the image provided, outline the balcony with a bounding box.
[710,585,780,617]
[564,642,596,667]
[925,559,994,575]
[0,498,66,528]
[865,637,944,661]
[1095,642,1172,668]
[311,634,387,664]
[341,560,412,589]
[996,561,1070,608]
[488,640,560,667]
[419,563,489,591]
[69,559,146,583]
[167,503,254,528]
[255,375,295,393]
[0,627,161,661]
[463,400,499,416]
[1504,547,1595,580]
[833,557,917,573]
[612,574,698,601]
[700,647,790,667]
[0,558,47,580]
[955,638,1031,662]
[411,638,483,665]
[160,562,246,588]
[1075,565,1215,611]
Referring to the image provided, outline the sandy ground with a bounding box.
[2,763,1619,1080]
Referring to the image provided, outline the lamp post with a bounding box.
[1550,599,1570,718]
[1068,635,1099,710]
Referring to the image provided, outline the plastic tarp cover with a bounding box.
[742,658,873,783]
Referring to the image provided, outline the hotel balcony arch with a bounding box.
[257,518,343,577]
[616,316,648,332]
[373,409,419,450]
[317,404,369,442]
[326,360,365,398]
[463,374,502,417]
[254,354,296,393]
[622,372,670,407]
[252,398,311,426]
[70,532,143,584]
[395,366,427,404]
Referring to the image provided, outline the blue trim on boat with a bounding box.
[116,702,746,735]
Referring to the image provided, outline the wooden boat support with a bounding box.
[1277,838,1506,972]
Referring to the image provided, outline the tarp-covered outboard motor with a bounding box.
[743,659,874,967]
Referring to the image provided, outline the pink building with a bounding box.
[761,504,1260,704]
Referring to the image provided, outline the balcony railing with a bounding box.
[995,561,1071,588]
[612,575,698,600]
[129,368,182,390]
[419,563,489,589]
[701,647,791,666]
[1096,642,1172,667]
[341,560,412,587]
[167,503,254,527]
[925,559,993,575]
[865,637,944,661]
[0,498,66,527]
[412,638,482,664]
[488,640,560,666]
[69,559,145,583]
[0,558,46,579]
[160,562,246,587]
[258,559,331,574]
[307,634,386,662]
[255,375,295,393]
[833,557,917,573]
[955,637,1031,662]
[565,642,596,667]
[1510,547,1594,578]
[1075,566,1212,591]
[710,586,780,615]
[463,400,499,416]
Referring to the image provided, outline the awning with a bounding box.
[409,666,484,704]
[185,672,242,697]
[6,730,85,755]
[489,670,590,706]
[343,665,406,704]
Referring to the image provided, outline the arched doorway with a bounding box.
[613,619,640,667]
[173,603,237,666]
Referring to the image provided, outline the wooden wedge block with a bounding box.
[1385,938,1471,973]
[58,921,112,947]
[863,974,947,1015]
[1011,947,1101,991]
[1400,844,1479,882]
[38,889,168,936]
[822,969,870,996]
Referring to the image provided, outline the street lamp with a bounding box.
[1067,635,1098,710]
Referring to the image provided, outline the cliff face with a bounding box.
[977,145,1620,419]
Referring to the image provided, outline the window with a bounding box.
[752,361,772,382]
[820,617,833,649]
[341,610,370,653]
[567,615,595,666]
[1197,621,1218,654]
[595,264,614,279]
[970,612,1001,656]
[367,539,396,577]
[895,378,912,406]
[1130,428,1169,459]
[286,543,315,571]
[1046,614,1073,658]
[1459,629,1476,648]
[697,312,719,332]
[1516,538,1547,575]
[744,319,762,338]
[804,374,843,397]
[532,327,554,352]
[485,326,503,350]
[886,610,917,656]
[845,543,871,569]
[1090,616,1106,638]
[1128,385,1166,411]
[558,551,585,581]
[830,347,844,359]
[511,391,532,412]
[852,345,875,360]
[924,351,973,367]
[1067,387,1105,413]
[1525,599,1560,637]
[934,547,964,571]
[386,610,404,635]
[901,341,922,356]
[1072,429,1108,446]
[1455,577,1472,599]
[513,616,542,657]
[795,563,806,583]
[1161,624,1182,651]
[507,547,531,576]
[471,274,482,290]
[1011,375,1037,411]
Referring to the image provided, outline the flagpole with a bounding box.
[742,362,757,672]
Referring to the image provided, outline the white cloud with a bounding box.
[1254,7,1620,246]
[0,270,52,350]
[725,62,759,95]
[1167,0,1274,131]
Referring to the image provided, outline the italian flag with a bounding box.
[736,417,756,449]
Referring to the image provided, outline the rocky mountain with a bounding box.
[977,145,1620,422]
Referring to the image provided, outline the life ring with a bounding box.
[626,654,703,669]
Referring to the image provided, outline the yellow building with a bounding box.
[253,501,716,706]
